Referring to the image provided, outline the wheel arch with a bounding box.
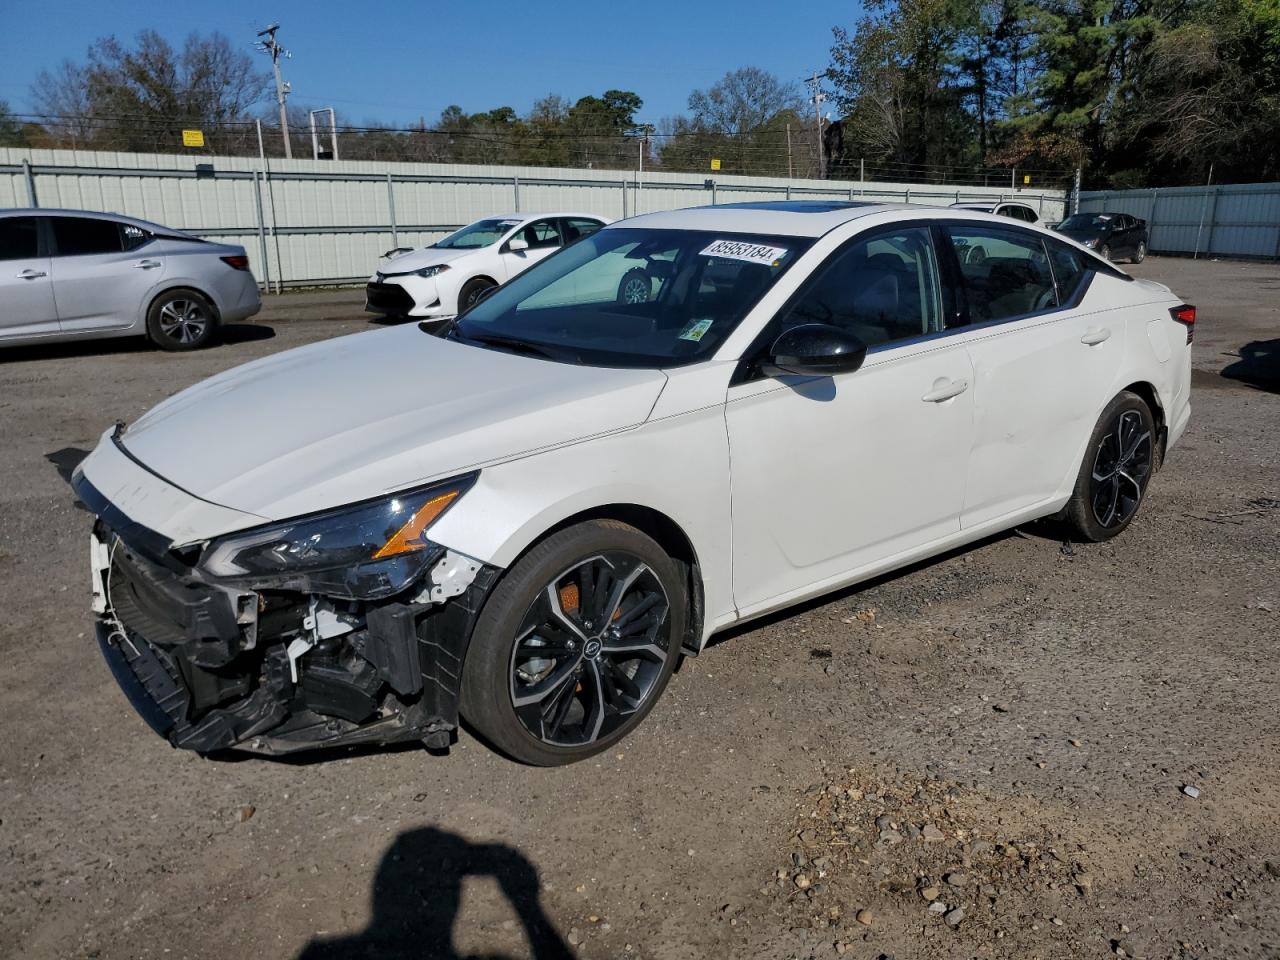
[488,502,706,657]
[146,284,222,324]
[1119,379,1167,467]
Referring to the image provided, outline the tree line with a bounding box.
[2,5,1277,188]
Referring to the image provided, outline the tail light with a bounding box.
[220,255,250,271]
[1169,303,1196,343]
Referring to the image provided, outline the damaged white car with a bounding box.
[75,201,1192,765]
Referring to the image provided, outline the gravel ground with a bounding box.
[0,257,1276,960]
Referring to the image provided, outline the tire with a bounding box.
[617,268,651,305]
[461,519,686,766]
[1131,241,1147,264]
[1063,391,1156,542]
[458,277,496,312]
[146,289,218,351]
[1099,244,1112,262]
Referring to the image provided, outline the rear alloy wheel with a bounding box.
[147,289,217,351]
[1099,244,1112,261]
[1064,391,1156,542]
[1132,241,1147,264]
[462,520,685,765]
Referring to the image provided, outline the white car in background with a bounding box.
[75,201,1192,767]
[365,213,609,322]
[0,208,261,351]
[950,200,1041,224]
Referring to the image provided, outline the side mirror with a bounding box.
[761,323,868,378]
[506,236,529,252]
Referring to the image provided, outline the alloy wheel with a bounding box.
[156,299,209,345]
[1090,409,1153,528]
[621,276,649,304]
[509,552,671,747]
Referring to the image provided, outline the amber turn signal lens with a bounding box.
[371,491,460,559]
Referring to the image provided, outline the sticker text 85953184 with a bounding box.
[700,239,789,267]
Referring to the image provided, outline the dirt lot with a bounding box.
[1,258,1277,960]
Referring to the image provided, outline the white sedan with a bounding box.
[75,200,1192,766]
[365,212,609,321]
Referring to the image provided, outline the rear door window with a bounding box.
[946,226,1057,323]
[518,219,562,250]
[0,217,39,261]
[50,217,124,256]
[1045,238,1089,303]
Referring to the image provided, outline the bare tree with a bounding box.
[30,30,269,150]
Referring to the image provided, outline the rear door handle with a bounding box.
[134,259,162,269]
[921,377,969,403]
[1080,328,1112,346]
[16,268,47,279]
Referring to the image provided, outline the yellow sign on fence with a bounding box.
[182,129,205,148]
[1023,174,1031,185]
[710,158,721,171]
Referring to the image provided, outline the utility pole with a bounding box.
[636,123,654,214]
[786,123,793,179]
[805,72,826,179]
[256,24,292,159]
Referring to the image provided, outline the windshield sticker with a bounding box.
[678,318,714,342]
[700,239,789,267]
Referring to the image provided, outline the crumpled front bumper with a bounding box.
[79,470,499,757]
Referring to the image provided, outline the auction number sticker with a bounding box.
[700,239,789,266]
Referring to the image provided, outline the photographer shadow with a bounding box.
[296,826,573,960]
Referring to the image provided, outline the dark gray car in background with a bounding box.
[1053,212,1149,263]
[0,209,261,351]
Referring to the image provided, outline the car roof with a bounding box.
[611,200,1067,238]
[475,212,607,222]
[617,201,920,238]
[0,207,191,235]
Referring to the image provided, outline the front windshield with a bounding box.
[1059,214,1111,230]
[451,227,812,367]
[434,217,523,249]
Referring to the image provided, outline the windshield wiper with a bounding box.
[456,330,574,362]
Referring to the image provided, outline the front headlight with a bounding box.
[414,264,450,279]
[199,474,475,600]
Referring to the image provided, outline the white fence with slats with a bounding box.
[1,148,1068,288]
[1078,183,1280,259]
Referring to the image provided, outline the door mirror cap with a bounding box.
[761,323,868,378]
[506,236,529,252]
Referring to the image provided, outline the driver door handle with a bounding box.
[134,259,162,269]
[1080,327,1112,346]
[16,268,47,279]
[921,377,969,403]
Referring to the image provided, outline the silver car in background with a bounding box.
[0,209,261,351]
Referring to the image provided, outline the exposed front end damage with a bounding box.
[80,476,499,756]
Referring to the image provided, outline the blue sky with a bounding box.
[0,0,862,125]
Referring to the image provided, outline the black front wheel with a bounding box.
[458,277,497,312]
[461,520,685,765]
[1063,391,1156,542]
[1131,241,1147,264]
[147,289,218,351]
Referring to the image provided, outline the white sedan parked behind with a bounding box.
[365,212,609,322]
[0,208,261,350]
[75,201,1192,766]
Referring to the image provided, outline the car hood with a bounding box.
[377,246,476,275]
[120,325,668,522]
[1056,228,1104,243]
